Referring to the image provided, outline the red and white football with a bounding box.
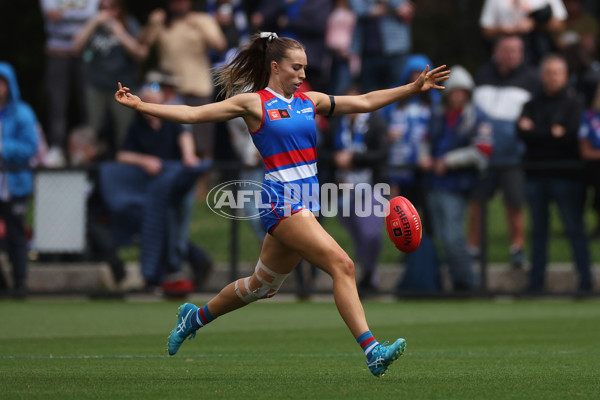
[385,196,422,253]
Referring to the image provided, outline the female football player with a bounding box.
[115,32,449,377]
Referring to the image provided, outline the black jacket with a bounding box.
[517,88,584,179]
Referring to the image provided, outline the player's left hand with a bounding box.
[414,65,450,92]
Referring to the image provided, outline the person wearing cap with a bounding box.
[424,65,494,292]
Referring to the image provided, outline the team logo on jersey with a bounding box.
[268,109,291,120]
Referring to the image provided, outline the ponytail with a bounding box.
[213,32,304,98]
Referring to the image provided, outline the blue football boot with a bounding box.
[167,303,199,356]
[367,338,406,377]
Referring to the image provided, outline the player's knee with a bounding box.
[332,253,355,279]
[234,259,289,303]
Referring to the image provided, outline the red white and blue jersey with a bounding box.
[251,88,320,216]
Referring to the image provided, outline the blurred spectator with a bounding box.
[247,0,280,34]
[202,0,250,66]
[276,0,334,92]
[227,116,266,242]
[0,62,39,297]
[39,0,100,167]
[563,0,598,59]
[578,83,600,238]
[381,54,439,218]
[29,124,50,169]
[424,65,493,292]
[72,0,148,152]
[556,0,600,108]
[380,54,440,293]
[517,54,592,293]
[557,32,600,107]
[330,85,388,295]
[479,0,567,66]
[325,0,359,95]
[68,125,125,286]
[114,85,212,292]
[349,0,414,92]
[469,35,540,268]
[144,70,184,105]
[139,0,227,161]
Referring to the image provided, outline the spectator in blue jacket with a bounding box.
[381,54,440,222]
[0,62,39,297]
[425,65,493,292]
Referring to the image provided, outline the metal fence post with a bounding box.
[228,170,240,283]
[479,168,489,292]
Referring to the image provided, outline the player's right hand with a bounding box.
[115,82,141,109]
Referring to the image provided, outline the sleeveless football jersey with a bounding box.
[250,87,320,231]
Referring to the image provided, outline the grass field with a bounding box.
[1,299,599,399]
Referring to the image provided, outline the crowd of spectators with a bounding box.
[1,0,600,297]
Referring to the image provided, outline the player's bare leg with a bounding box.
[167,232,300,355]
[168,209,405,375]
[271,210,405,376]
[184,209,368,335]
[205,233,301,316]
[270,209,369,337]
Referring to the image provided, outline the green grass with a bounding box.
[1,299,599,399]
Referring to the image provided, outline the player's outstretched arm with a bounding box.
[114,82,255,124]
[314,65,450,116]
